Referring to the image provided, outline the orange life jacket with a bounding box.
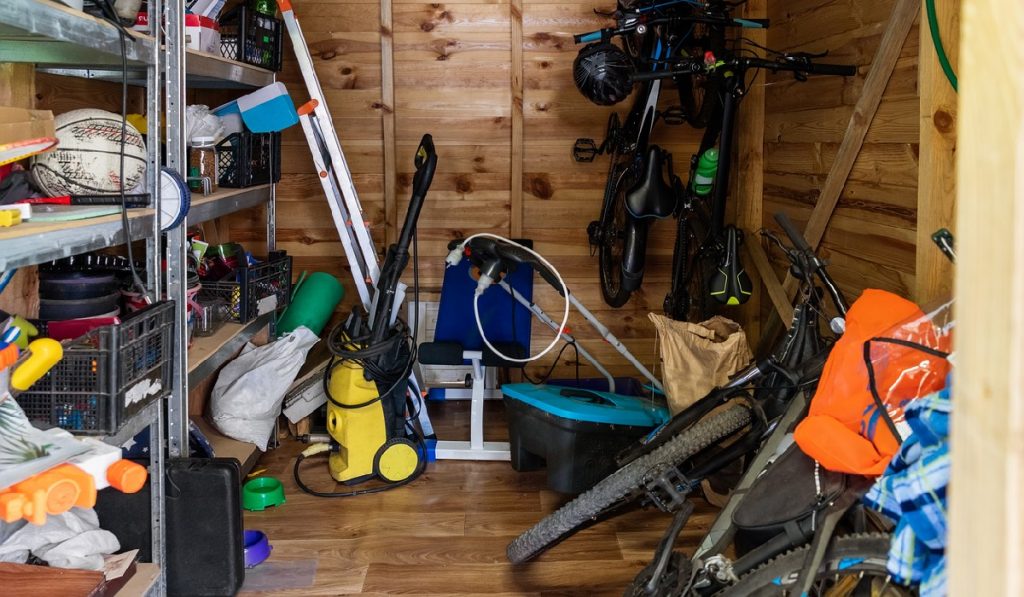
[793,289,950,475]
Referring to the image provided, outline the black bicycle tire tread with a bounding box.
[714,533,898,596]
[599,157,634,308]
[507,404,752,564]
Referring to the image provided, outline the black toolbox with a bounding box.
[95,458,245,596]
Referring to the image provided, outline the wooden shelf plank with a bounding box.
[191,415,261,477]
[187,313,273,389]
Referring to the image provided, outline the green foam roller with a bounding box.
[276,271,344,336]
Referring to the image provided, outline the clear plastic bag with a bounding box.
[863,300,954,442]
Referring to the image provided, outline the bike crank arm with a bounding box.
[644,503,694,596]
[692,390,810,559]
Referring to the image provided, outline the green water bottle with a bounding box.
[252,0,274,15]
[692,148,719,196]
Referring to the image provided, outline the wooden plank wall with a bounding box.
[269,0,706,379]
[267,0,937,378]
[762,0,922,304]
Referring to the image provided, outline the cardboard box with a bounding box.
[0,107,55,146]
[185,14,221,55]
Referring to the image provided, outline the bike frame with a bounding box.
[633,222,850,595]
[666,62,777,319]
[616,34,674,286]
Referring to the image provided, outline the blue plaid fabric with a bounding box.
[864,382,951,597]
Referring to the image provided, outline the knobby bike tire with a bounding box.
[598,155,634,308]
[716,533,910,596]
[507,404,752,564]
[666,208,713,321]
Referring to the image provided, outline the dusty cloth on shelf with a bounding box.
[649,314,752,414]
[0,507,119,571]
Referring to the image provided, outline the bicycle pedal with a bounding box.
[573,138,600,163]
[643,466,693,513]
[587,220,602,250]
[660,106,686,126]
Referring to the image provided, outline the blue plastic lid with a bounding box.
[502,383,669,427]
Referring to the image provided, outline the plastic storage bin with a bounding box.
[503,383,670,494]
[215,131,281,188]
[18,301,175,435]
[219,5,283,71]
[198,252,293,324]
[237,82,298,133]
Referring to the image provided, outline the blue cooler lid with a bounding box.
[502,383,669,427]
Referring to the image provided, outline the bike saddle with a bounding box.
[710,226,752,305]
[626,146,677,219]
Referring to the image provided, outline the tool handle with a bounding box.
[398,134,437,254]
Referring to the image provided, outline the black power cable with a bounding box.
[102,0,150,302]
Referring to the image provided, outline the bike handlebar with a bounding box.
[773,212,850,318]
[629,55,856,82]
[774,212,812,253]
[573,13,769,45]
[575,30,605,44]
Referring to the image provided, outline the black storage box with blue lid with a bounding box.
[503,383,669,494]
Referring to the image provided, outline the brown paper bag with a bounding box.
[649,313,753,414]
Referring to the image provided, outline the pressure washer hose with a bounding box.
[450,233,571,364]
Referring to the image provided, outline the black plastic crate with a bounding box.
[216,131,281,189]
[18,301,175,435]
[198,252,292,324]
[219,5,283,71]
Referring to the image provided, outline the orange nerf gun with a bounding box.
[0,439,147,526]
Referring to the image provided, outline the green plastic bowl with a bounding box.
[242,476,286,512]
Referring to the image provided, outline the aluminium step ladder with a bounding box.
[277,0,434,437]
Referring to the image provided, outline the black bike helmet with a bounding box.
[573,42,634,106]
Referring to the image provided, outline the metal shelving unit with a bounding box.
[0,1,280,593]
[163,4,278,465]
[0,185,272,270]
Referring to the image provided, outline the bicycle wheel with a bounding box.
[507,404,751,564]
[676,24,725,128]
[718,534,912,596]
[665,207,714,321]
[595,152,636,308]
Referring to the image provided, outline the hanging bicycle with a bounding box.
[571,5,857,320]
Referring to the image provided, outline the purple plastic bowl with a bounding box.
[243,530,272,568]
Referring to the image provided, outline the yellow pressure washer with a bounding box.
[294,135,437,496]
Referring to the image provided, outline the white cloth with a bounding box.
[0,508,120,570]
[210,327,319,450]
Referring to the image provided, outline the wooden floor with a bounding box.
[242,401,718,596]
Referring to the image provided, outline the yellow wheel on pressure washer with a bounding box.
[373,438,420,483]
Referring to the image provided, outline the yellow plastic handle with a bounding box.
[11,338,63,391]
